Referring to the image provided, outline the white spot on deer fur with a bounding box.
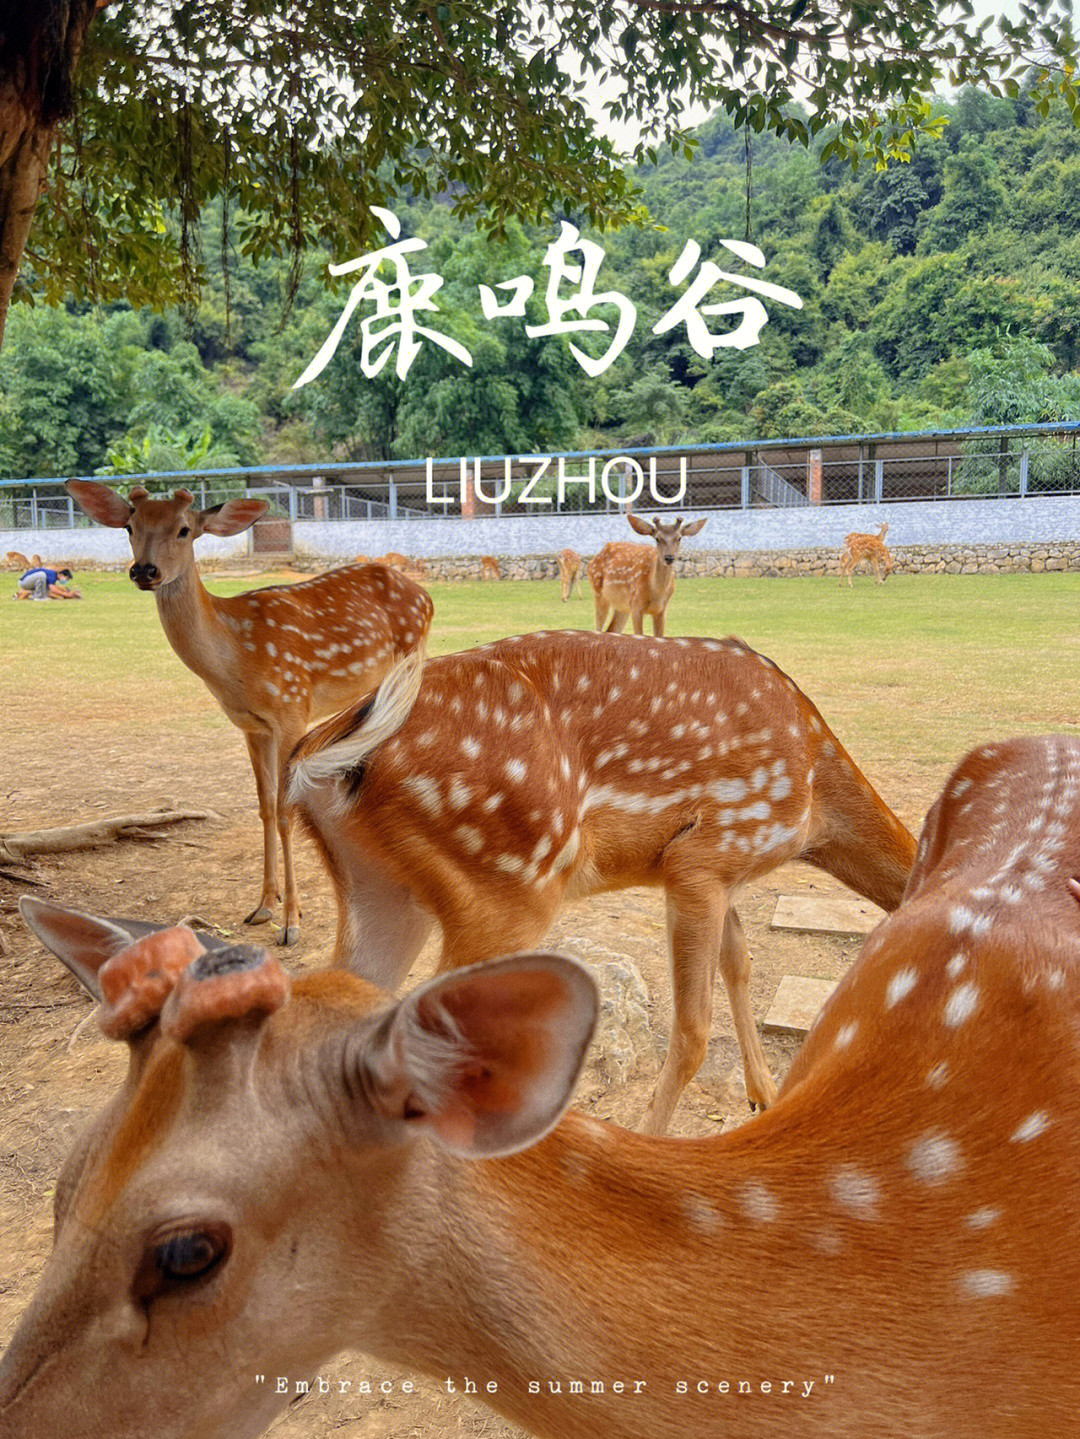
[960,1271,1012,1298]
[1011,1112,1050,1143]
[682,1194,725,1233]
[829,1166,880,1218]
[835,1022,858,1049]
[1047,969,1066,990]
[455,825,484,854]
[966,1207,1001,1229]
[448,779,473,811]
[886,969,919,1007]
[264,680,280,697]
[739,1182,777,1223]
[907,1131,963,1184]
[508,682,524,704]
[505,759,527,783]
[551,828,581,873]
[946,953,967,979]
[461,737,482,760]
[494,854,525,875]
[403,775,442,816]
[416,731,436,748]
[482,792,504,813]
[949,906,992,938]
[944,983,980,1027]
[952,778,972,798]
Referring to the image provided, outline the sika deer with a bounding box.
[66,480,433,944]
[588,513,705,636]
[839,523,893,586]
[6,736,1079,1439]
[288,629,916,1130]
[557,547,583,601]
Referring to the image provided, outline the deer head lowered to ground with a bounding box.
[587,513,706,636]
[286,628,917,1131]
[557,547,583,601]
[5,733,1080,1439]
[66,479,434,944]
[839,523,893,587]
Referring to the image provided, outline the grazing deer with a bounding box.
[5,550,29,569]
[288,630,916,1130]
[557,547,584,601]
[839,523,893,586]
[66,480,433,944]
[8,730,1080,1439]
[588,513,705,636]
[481,554,501,581]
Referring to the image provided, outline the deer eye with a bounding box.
[135,1226,231,1302]
[124,524,132,535]
[178,526,190,539]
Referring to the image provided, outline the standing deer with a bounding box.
[288,629,916,1130]
[839,523,893,586]
[481,554,501,581]
[5,550,29,569]
[66,480,433,944]
[588,513,705,636]
[7,734,1080,1438]
[557,547,584,601]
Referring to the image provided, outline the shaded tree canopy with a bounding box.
[1,0,1078,351]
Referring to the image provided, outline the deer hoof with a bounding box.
[244,905,275,926]
[279,924,300,947]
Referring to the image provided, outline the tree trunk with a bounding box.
[0,0,103,350]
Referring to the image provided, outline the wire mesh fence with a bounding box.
[3,426,1078,530]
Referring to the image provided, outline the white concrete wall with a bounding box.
[8,492,1080,566]
[294,493,1080,560]
[1,528,254,566]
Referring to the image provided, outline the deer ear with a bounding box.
[18,897,141,1000]
[195,498,269,537]
[680,517,707,537]
[627,512,656,537]
[66,480,133,529]
[361,954,598,1158]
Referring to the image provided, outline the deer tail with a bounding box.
[287,646,425,805]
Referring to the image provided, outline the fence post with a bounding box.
[740,466,751,508]
[388,477,398,520]
[1019,449,1029,497]
[30,489,39,529]
[288,487,298,522]
[807,449,823,505]
[874,460,884,504]
[67,495,75,526]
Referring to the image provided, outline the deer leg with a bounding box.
[437,893,557,972]
[640,885,721,1135]
[605,609,630,634]
[332,867,435,989]
[718,906,778,1112]
[594,597,611,631]
[275,731,306,946]
[243,729,281,927]
[652,610,665,638]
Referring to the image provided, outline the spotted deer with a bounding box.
[288,629,916,1131]
[5,550,29,569]
[588,513,705,636]
[66,480,433,944]
[839,523,893,586]
[557,546,584,601]
[7,731,1079,1439]
[481,554,501,581]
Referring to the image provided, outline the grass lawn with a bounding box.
[2,568,1077,779]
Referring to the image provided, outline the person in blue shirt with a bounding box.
[15,566,81,600]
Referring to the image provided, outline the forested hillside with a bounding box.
[4,83,1080,479]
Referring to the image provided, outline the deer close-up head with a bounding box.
[626,512,706,566]
[67,480,268,591]
[0,899,596,1439]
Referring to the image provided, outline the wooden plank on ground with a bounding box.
[771,893,886,937]
[764,975,838,1036]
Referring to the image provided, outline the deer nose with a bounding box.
[130,562,159,586]
[663,555,676,565]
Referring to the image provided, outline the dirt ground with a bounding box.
[0,680,937,1439]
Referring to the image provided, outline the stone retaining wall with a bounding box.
[365,540,1080,583]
